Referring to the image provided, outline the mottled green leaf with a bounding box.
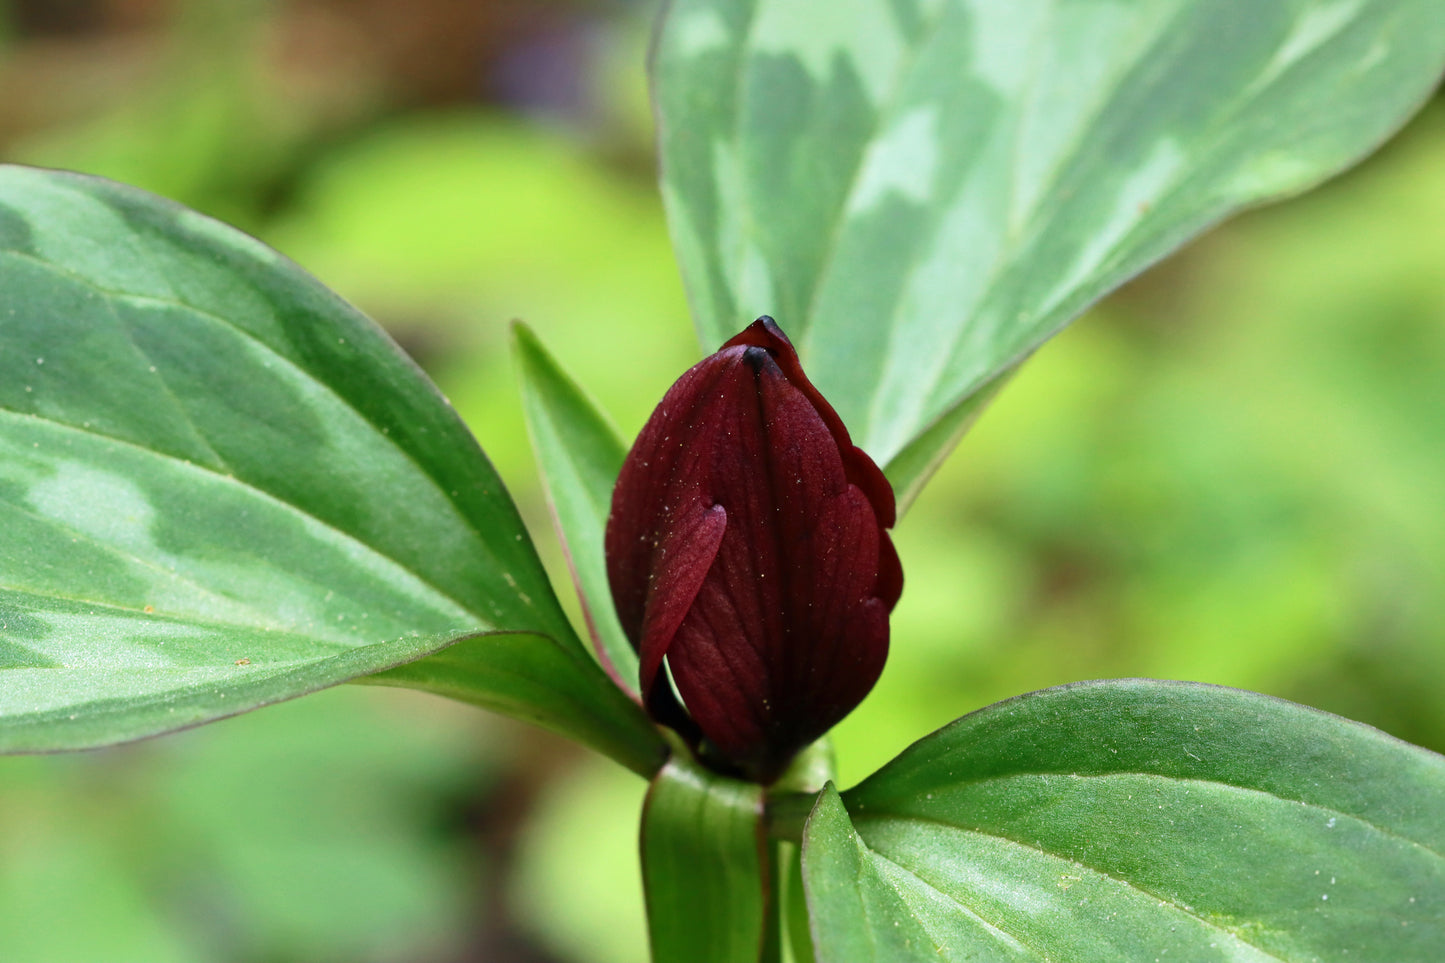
[642,755,767,963]
[801,681,1445,962]
[0,165,664,775]
[653,0,1445,496]
[511,322,639,694]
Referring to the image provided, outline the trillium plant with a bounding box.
[4,2,1445,960]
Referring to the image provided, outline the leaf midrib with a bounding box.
[0,406,477,630]
[0,493,327,638]
[0,580,365,661]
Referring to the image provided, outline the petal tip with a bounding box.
[724,315,795,356]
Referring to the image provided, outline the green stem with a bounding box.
[765,736,838,844]
[760,836,783,963]
[764,791,816,843]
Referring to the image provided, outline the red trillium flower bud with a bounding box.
[605,316,902,783]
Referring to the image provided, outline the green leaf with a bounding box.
[642,755,768,963]
[511,322,639,694]
[0,165,664,776]
[653,0,1445,488]
[780,842,815,963]
[801,680,1445,962]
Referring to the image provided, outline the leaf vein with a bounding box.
[868,847,1049,962]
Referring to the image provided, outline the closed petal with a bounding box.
[606,317,901,782]
[667,346,891,781]
[636,503,726,702]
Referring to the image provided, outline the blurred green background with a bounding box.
[1,1,1442,961]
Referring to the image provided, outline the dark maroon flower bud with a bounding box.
[605,316,901,783]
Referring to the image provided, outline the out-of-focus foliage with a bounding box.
[0,687,491,963]
[1,1,1443,962]
[265,113,698,497]
[513,755,650,963]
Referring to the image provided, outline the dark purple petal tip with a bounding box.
[605,316,902,783]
